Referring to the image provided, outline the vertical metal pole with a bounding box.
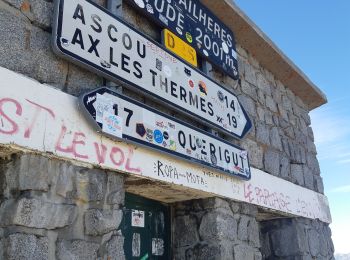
[202,60,219,137]
[107,0,123,93]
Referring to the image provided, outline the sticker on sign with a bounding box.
[162,29,198,67]
[80,87,251,180]
[52,0,251,139]
[125,0,239,80]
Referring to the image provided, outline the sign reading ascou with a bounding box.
[52,0,252,139]
[80,87,251,180]
[126,0,239,80]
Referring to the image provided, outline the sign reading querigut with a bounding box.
[52,0,252,140]
[80,87,251,180]
[126,0,239,80]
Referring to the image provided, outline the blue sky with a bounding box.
[234,0,350,254]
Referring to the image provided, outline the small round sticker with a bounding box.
[188,79,194,88]
[134,0,145,8]
[163,131,169,140]
[222,42,229,54]
[186,32,193,43]
[176,27,183,35]
[154,130,164,144]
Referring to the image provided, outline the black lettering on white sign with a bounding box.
[52,0,251,139]
[80,87,251,180]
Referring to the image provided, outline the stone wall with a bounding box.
[173,198,261,260]
[0,154,125,259]
[260,218,334,259]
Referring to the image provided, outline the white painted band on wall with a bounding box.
[0,67,331,223]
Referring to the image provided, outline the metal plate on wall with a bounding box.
[126,0,239,80]
[80,87,251,180]
[52,0,252,140]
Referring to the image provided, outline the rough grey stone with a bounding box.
[257,89,266,106]
[241,80,258,100]
[241,139,263,169]
[66,64,103,96]
[270,225,308,257]
[238,95,256,117]
[240,203,258,216]
[201,197,231,212]
[243,60,257,86]
[307,154,321,175]
[174,215,199,247]
[17,155,49,191]
[256,72,272,96]
[29,0,53,29]
[106,173,125,205]
[280,155,290,179]
[192,243,223,260]
[282,96,293,111]
[30,26,68,85]
[105,235,125,260]
[0,198,76,229]
[199,211,237,242]
[303,166,314,190]
[266,95,278,112]
[72,168,106,202]
[256,106,265,121]
[0,238,3,260]
[237,215,250,241]
[256,123,270,145]
[265,111,274,125]
[233,244,255,260]
[307,138,317,154]
[307,127,314,141]
[248,218,260,247]
[0,5,36,78]
[56,239,100,260]
[6,233,48,260]
[84,209,122,236]
[291,164,304,186]
[314,176,324,194]
[308,229,320,257]
[270,127,283,151]
[264,149,280,176]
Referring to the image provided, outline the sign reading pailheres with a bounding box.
[80,88,251,180]
[163,29,197,67]
[52,0,252,140]
[126,0,239,80]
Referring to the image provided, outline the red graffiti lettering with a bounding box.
[94,142,107,164]
[244,183,254,203]
[24,99,55,138]
[110,147,125,166]
[55,125,88,159]
[0,98,22,135]
[125,147,141,174]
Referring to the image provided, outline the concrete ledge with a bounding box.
[201,0,327,110]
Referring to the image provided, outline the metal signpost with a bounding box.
[52,0,251,139]
[162,29,198,67]
[79,87,251,179]
[125,0,239,80]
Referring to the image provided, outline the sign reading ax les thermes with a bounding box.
[80,88,251,180]
[52,0,252,140]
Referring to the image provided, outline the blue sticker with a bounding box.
[154,129,164,144]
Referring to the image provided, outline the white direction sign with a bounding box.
[52,0,252,139]
[80,88,251,180]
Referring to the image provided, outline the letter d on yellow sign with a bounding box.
[163,29,198,67]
